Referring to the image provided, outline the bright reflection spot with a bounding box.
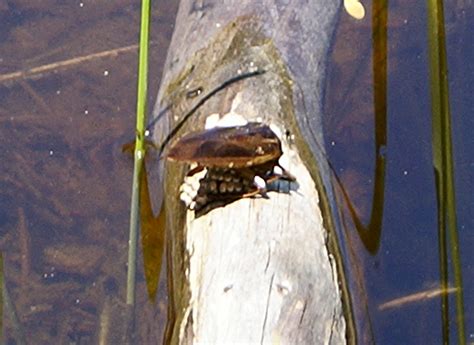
[344,0,365,20]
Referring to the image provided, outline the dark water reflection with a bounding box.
[324,2,473,344]
[0,1,177,343]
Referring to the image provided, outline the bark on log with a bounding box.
[151,1,355,344]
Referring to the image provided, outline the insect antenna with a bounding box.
[155,68,266,159]
[144,104,171,135]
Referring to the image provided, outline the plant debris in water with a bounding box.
[0,0,177,342]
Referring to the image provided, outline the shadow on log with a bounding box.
[151,1,358,344]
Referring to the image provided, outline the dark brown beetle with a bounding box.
[166,122,296,216]
[166,122,282,168]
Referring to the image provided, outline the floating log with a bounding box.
[151,1,356,343]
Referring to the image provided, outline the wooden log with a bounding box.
[151,1,356,344]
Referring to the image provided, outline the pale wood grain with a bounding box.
[151,1,354,344]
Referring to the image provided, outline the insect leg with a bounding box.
[186,164,205,177]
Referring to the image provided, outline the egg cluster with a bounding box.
[180,164,273,217]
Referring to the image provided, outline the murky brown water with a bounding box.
[0,1,177,343]
[1,1,473,344]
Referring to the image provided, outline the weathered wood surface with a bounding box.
[151,1,355,344]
